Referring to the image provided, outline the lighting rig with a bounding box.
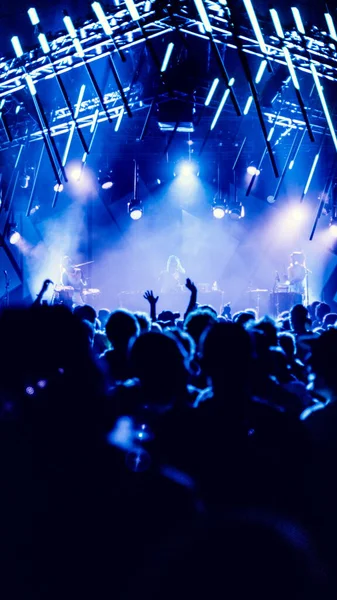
[0,0,335,233]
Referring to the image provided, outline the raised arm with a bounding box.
[33,279,53,306]
[143,290,159,322]
[184,278,197,320]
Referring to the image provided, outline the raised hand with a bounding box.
[42,278,53,292]
[185,278,197,294]
[143,290,159,305]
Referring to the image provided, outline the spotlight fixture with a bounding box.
[212,201,226,219]
[174,160,199,178]
[8,224,21,245]
[101,175,114,190]
[30,204,40,215]
[128,160,143,220]
[128,199,143,220]
[20,173,31,189]
[247,165,260,176]
[229,204,244,220]
[329,218,337,238]
[267,195,276,204]
[54,183,64,192]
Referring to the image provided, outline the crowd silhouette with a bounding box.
[1,276,337,598]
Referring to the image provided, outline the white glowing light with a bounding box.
[69,166,82,181]
[255,59,267,84]
[243,95,253,115]
[291,7,305,34]
[194,0,212,33]
[213,206,225,219]
[38,33,50,54]
[10,231,21,245]
[290,205,305,222]
[270,8,284,38]
[54,183,64,192]
[205,78,219,106]
[243,0,268,53]
[210,88,230,130]
[101,178,113,189]
[161,42,174,73]
[330,223,337,238]
[92,2,112,35]
[303,153,320,196]
[25,74,37,96]
[130,207,143,220]
[125,0,140,21]
[325,13,337,41]
[311,63,337,152]
[283,46,300,90]
[11,36,24,58]
[28,7,40,25]
[63,15,77,39]
[247,166,260,176]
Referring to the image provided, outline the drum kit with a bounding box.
[54,260,100,305]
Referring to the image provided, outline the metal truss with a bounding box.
[0,0,336,155]
[0,1,336,98]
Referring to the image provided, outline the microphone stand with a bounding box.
[304,267,311,307]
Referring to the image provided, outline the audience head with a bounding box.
[198,304,217,318]
[184,308,217,347]
[130,332,188,400]
[267,346,291,384]
[307,301,320,321]
[253,316,278,348]
[201,321,253,396]
[105,309,140,351]
[81,319,95,348]
[93,330,110,357]
[236,312,256,328]
[278,332,296,361]
[73,304,97,325]
[310,328,337,397]
[134,311,152,334]
[158,310,180,326]
[167,328,196,363]
[322,313,337,330]
[98,308,111,330]
[315,302,330,324]
[290,304,310,334]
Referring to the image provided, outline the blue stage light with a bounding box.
[175,160,199,177]
[291,7,305,34]
[38,33,50,54]
[270,8,284,38]
[161,42,174,73]
[325,12,337,41]
[210,88,230,130]
[255,60,267,84]
[205,78,219,106]
[243,0,268,53]
[92,2,112,35]
[11,36,24,58]
[194,0,212,33]
[125,0,140,21]
[28,7,40,25]
[243,95,253,115]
